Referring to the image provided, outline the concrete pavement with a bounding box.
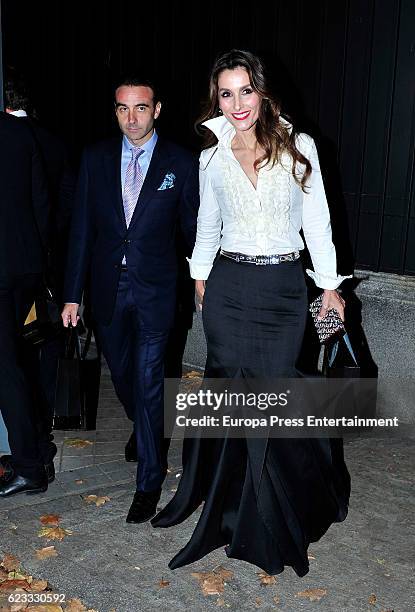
[1,270,414,611]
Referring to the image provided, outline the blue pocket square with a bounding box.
[157,172,176,190]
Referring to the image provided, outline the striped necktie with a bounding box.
[123,147,144,227]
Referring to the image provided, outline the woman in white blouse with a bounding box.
[153,50,351,578]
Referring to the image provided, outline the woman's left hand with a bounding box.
[318,289,346,321]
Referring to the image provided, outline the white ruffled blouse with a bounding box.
[188,115,351,289]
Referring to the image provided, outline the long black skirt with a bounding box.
[152,256,350,577]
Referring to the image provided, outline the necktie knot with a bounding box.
[131,147,143,161]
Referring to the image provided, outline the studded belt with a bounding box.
[220,250,300,265]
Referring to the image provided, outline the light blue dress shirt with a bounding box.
[121,130,158,193]
[121,130,158,264]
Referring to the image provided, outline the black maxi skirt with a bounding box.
[152,256,350,577]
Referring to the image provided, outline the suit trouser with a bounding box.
[0,273,45,479]
[96,270,169,492]
[22,337,59,465]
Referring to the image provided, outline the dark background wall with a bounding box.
[2,0,415,275]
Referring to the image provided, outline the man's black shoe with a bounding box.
[0,455,55,484]
[0,473,48,497]
[126,488,161,524]
[125,432,138,463]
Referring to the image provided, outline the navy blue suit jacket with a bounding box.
[0,113,49,281]
[64,135,199,330]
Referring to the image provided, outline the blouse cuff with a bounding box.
[306,269,353,290]
[187,258,213,281]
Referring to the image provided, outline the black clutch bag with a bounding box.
[309,293,345,344]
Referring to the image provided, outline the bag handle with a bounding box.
[328,332,358,368]
[64,323,81,360]
[65,324,101,361]
[81,327,95,360]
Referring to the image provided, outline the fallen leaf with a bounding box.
[25,606,63,612]
[214,567,233,581]
[216,598,225,607]
[308,553,316,560]
[75,480,85,485]
[1,554,20,571]
[64,599,88,612]
[9,602,28,612]
[36,547,58,560]
[191,573,225,596]
[296,588,327,602]
[183,370,203,379]
[64,439,93,449]
[38,526,73,541]
[273,595,280,605]
[8,571,29,581]
[254,597,262,607]
[257,572,276,586]
[30,580,48,592]
[158,579,170,588]
[191,567,234,596]
[40,515,61,526]
[0,578,31,590]
[368,594,377,605]
[83,495,110,507]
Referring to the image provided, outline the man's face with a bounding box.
[115,85,161,146]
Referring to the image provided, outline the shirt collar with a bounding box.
[9,109,28,118]
[122,129,158,156]
[200,114,294,170]
[201,115,235,146]
[202,114,292,139]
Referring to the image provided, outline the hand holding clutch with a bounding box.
[309,291,346,344]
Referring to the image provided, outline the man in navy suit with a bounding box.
[62,77,199,523]
[0,113,50,496]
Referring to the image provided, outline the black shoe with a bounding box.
[126,488,161,524]
[0,473,48,497]
[125,432,138,463]
[1,455,55,484]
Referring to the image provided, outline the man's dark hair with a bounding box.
[4,76,31,112]
[113,75,160,105]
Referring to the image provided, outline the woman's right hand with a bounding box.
[195,280,206,311]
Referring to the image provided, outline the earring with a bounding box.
[217,108,223,115]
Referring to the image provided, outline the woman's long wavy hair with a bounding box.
[196,49,311,191]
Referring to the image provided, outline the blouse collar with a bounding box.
[201,115,235,146]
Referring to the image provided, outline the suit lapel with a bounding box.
[128,138,173,229]
[104,137,125,226]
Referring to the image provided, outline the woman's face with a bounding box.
[217,66,261,132]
